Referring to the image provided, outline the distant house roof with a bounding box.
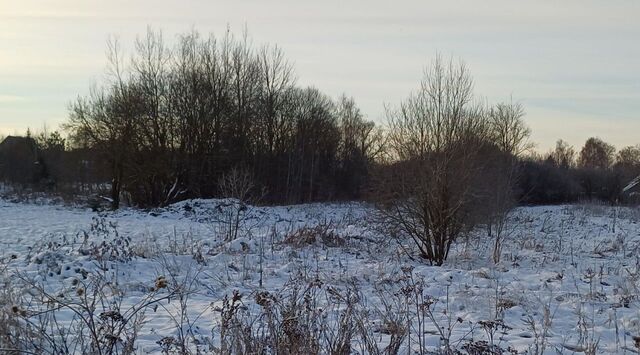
[0,136,39,163]
[0,136,43,183]
[623,175,640,194]
[0,135,37,151]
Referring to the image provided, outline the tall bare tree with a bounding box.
[484,100,531,263]
[615,145,640,170]
[576,137,617,201]
[335,95,385,198]
[549,139,576,169]
[488,100,531,157]
[578,137,615,170]
[378,55,490,265]
[66,37,142,209]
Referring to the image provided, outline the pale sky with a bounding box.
[0,0,638,151]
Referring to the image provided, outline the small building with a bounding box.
[622,175,640,204]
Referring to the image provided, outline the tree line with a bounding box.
[63,29,383,208]
[519,137,640,205]
[2,28,640,265]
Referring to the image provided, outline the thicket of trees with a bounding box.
[2,28,640,265]
[64,29,382,209]
[519,138,640,205]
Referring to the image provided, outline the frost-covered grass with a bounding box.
[1,199,640,354]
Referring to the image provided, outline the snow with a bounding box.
[1,198,640,353]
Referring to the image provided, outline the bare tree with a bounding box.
[488,100,531,157]
[616,145,640,170]
[485,100,531,263]
[335,95,385,198]
[549,139,576,169]
[65,36,147,209]
[378,55,490,266]
[576,137,617,201]
[128,28,175,206]
[578,137,615,170]
[256,43,296,156]
[65,38,150,209]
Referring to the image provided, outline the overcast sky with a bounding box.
[1,0,638,151]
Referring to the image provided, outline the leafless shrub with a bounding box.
[211,274,413,355]
[154,256,209,354]
[523,292,558,355]
[213,277,329,354]
[281,221,345,248]
[215,167,265,242]
[1,267,174,355]
[77,215,134,268]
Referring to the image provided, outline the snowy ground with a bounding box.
[1,198,640,354]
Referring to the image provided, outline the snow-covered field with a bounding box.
[2,198,640,354]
